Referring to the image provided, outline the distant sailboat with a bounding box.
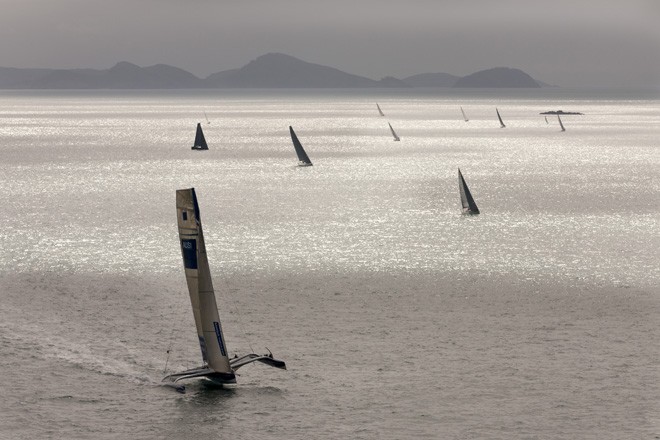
[388,122,400,141]
[163,188,286,392]
[458,168,480,215]
[191,123,208,150]
[496,108,506,128]
[460,106,469,122]
[545,116,549,124]
[204,111,210,124]
[557,115,566,132]
[377,103,385,116]
[289,126,313,166]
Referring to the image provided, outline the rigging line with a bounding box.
[216,267,256,354]
[163,325,176,374]
[163,301,188,374]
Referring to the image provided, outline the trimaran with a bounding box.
[163,188,286,392]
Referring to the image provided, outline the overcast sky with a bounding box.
[1,0,658,87]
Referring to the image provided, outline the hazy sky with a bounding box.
[1,0,658,87]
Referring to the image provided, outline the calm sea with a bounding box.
[0,88,658,439]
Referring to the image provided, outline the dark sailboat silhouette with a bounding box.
[461,106,469,122]
[496,108,506,128]
[557,115,566,132]
[289,126,313,166]
[458,168,480,215]
[191,123,209,150]
[388,122,400,141]
[377,103,385,116]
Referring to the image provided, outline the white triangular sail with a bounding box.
[176,188,233,376]
[461,106,469,122]
[388,122,400,141]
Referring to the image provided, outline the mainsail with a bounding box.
[175,188,234,381]
[557,115,566,132]
[289,126,313,166]
[461,106,469,122]
[388,122,400,141]
[458,168,480,215]
[191,123,209,150]
[496,108,506,128]
[377,103,385,116]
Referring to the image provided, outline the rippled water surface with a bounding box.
[0,89,658,439]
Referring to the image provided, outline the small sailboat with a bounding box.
[545,116,549,124]
[388,122,400,141]
[460,106,469,122]
[458,168,480,215]
[191,123,208,150]
[204,111,210,124]
[496,108,506,128]
[163,188,286,392]
[377,103,385,116]
[289,126,313,166]
[557,114,566,132]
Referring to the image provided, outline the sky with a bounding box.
[1,0,658,87]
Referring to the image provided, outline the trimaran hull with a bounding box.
[162,188,286,392]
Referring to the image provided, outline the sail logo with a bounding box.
[181,239,197,269]
[213,321,227,357]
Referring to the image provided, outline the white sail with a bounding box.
[388,122,400,141]
[176,188,233,376]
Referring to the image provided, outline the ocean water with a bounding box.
[0,88,658,439]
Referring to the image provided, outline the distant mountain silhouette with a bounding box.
[453,67,540,88]
[0,62,203,89]
[0,54,549,89]
[402,72,460,87]
[205,53,382,88]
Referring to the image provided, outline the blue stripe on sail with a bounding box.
[181,239,197,269]
[213,321,227,357]
[198,335,208,361]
